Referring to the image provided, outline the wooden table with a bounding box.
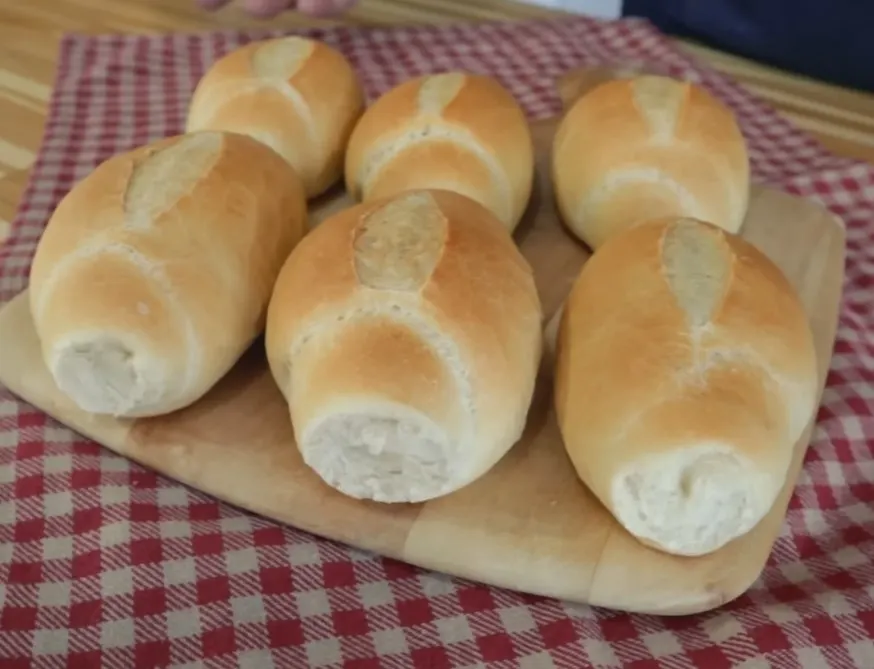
[2,0,874,245]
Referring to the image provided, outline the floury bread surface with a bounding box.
[265,189,543,503]
[552,75,750,250]
[344,72,535,232]
[554,217,819,557]
[28,131,308,418]
[186,36,364,198]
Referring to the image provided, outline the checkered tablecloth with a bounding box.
[1,14,873,669]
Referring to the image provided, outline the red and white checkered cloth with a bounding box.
[1,15,873,669]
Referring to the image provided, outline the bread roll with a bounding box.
[344,72,534,232]
[186,36,364,198]
[554,217,818,557]
[552,75,750,250]
[265,189,543,503]
[29,131,308,418]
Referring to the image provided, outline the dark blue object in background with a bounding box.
[623,0,873,93]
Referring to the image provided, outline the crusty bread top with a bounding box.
[555,217,818,482]
[30,130,306,318]
[552,75,750,247]
[185,36,364,197]
[266,189,542,445]
[343,72,534,230]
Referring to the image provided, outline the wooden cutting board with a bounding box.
[0,117,845,616]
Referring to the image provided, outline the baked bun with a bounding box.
[344,72,534,232]
[552,75,750,250]
[186,36,364,198]
[29,131,308,418]
[554,217,818,556]
[265,189,543,503]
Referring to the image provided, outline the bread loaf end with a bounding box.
[266,189,542,503]
[556,217,817,556]
[30,132,308,417]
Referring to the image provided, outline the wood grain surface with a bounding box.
[0,117,846,615]
[1,0,874,247]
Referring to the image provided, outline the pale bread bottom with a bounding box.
[611,444,774,557]
[50,337,159,416]
[301,406,455,504]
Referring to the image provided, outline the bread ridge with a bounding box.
[266,189,542,502]
[33,240,207,398]
[283,297,477,445]
[29,131,308,417]
[353,122,514,224]
[344,72,534,231]
[555,216,818,556]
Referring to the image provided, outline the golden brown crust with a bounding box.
[552,75,750,250]
[29,131,308,416]
[291,317,469,447]
[554,216,818,554]
[344,73,534,232]
[266,189,543,495]
[186,37,365,198]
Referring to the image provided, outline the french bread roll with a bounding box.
[29,131,308,418]
[552,75,750,250]
[186,36,364,198]
[265,189,543,503]
[554,217,818,557]
[344,72,534,232]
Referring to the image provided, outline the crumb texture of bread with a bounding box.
[344,72,534,232]
[29,131,308,418]
[554,217,818,556]
[265,189,543,503]
[186,36,364,198]
[552,75,751,250]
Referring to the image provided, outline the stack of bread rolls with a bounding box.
[551,74,818,556]
[27,36,819,559]
[28,36,364,417]
[266,72,542,502]
[29,40,544,504]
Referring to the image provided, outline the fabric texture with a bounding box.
[622,0,874,93]
[1,15,873,669]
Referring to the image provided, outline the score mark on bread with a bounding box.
[353,191,446,292]
[661,218,731,328]
[416,72,466,112]
[123,133,222,229]
[631,75,684,140]
[246,38,319,163]
[250,36,314,80]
